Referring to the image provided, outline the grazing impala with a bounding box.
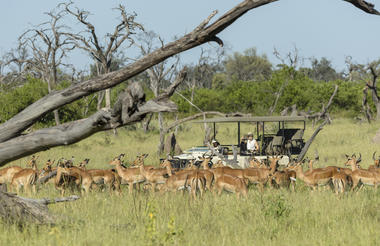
[345,153,380,191]
[214,174,248,199]
[11,156,40,194]
[109,154,145,194]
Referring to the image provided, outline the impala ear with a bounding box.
[144,154,149,158]
[357,153,362,163]
[373,151,376,161]
[345,154,350,159]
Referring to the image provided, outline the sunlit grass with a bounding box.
[2,118,380,245]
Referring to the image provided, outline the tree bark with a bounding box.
[0,191,79,225]
[0,69,187,166]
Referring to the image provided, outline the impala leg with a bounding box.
[151,183,156,192]
[128,182,133,194]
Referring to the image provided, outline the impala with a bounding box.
[214,174,248,199]
[79,158,121,195]
[242,156,279,190]
[345,153,380,191]
[109,154,145,194]
[38,159,56,184]
[138,156,168,192]
[11,156,40,194]
[288,161,334,191]
[368,152,380,171]
[55,165,93,195]
[186,170,206,199]
[331,169,351,194]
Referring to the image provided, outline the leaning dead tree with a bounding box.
[136,31,180,154]
[19,8,74,126]
[366,61,380,120]
[297,85,339,162]
[0,0,378,166]
[62,2,144,110]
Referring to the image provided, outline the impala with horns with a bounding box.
[368,151,380,171]
[345,153,380,191]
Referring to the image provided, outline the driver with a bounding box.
[247,132,259,154]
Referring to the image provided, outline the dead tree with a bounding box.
[0,191,79,225]
[19,8,74,125]
[136,31,180,154]
[0,0,377,225]
[297,85,339,161]
[366,61,380,120]
[62,2,144,110]
[0,0,377,164]
[362,85,373,122]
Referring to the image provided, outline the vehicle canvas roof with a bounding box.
[194,116,306,123]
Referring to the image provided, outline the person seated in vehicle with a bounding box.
[247,132,259,154]
[240,135,249,155]
[211,139,223,154]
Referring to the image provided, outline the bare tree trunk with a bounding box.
[97,91,105,110]
[143,113,153,132]
[362,86,372,123]
[158,112,165,154]
[105,88,111,108]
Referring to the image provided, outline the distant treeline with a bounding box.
[0,69,366,128]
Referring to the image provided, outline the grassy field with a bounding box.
[2,118,380,245]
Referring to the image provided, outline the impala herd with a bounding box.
[1,152,380,198]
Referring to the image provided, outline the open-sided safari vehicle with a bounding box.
[167,116,306,168]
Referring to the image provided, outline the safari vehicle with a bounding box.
[167,116,306,168]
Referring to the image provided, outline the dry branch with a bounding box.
[0,191,79,225]
[0,69,186,165]
[0,0,377,159]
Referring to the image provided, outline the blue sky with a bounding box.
[1,0,379,72]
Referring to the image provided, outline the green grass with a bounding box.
[2,118,380,245]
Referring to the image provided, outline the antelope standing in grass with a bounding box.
[0,164,24,185]
[138,156,168,192]
[214,174,248,199]
[38,159,56,184]
[109,154,145,194]
[345,153,380,191]
[288,160,335,191]
[242,156,279,190]
[368,152,380,171]
[79,158,121,195]
[55,162,93,196]
[186,170,206,199]
[160,160,191,193]
[11,156,40,194]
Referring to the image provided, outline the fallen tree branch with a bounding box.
[1,0,378,144]
[0,191,79,225]
[0,69,186,165]
[297,120,328,162]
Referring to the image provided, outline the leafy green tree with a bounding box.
[224,47,272,82]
